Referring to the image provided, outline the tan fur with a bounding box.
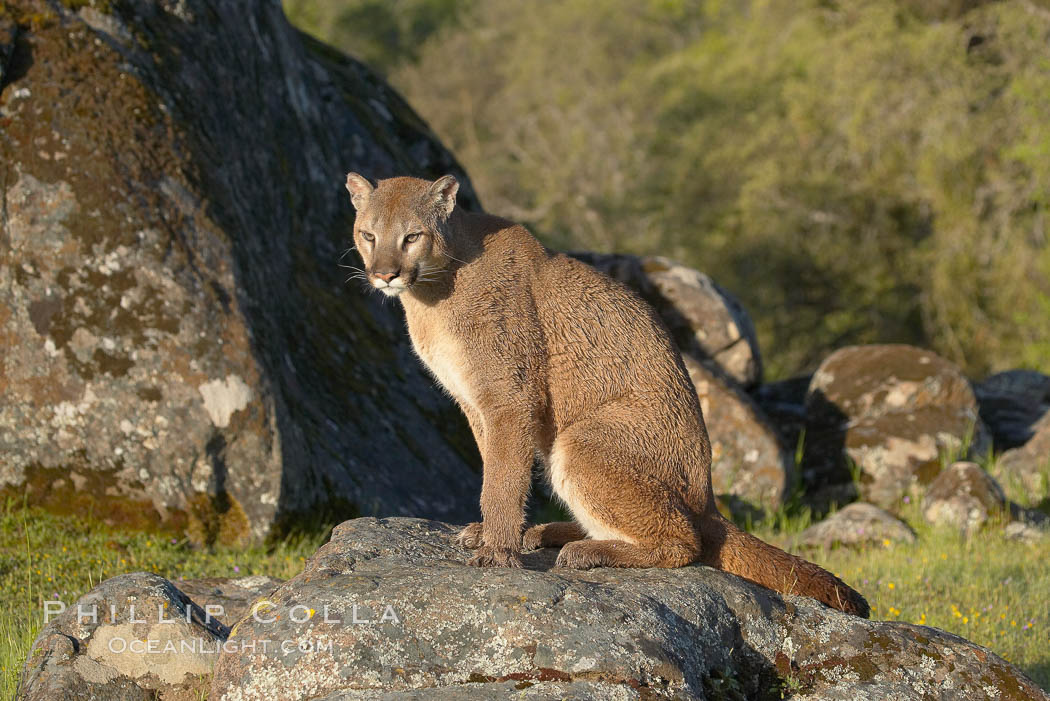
[344,173,870,617]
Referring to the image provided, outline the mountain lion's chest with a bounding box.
[407,317,476,409]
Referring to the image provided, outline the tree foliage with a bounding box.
[286,0,1050,379]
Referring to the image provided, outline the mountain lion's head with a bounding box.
[345,173,459,297]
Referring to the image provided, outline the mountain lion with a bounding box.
[345,172,868,617]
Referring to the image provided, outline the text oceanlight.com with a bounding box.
[105,637,336,655]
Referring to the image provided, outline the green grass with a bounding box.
[0,497,323,700]
[3,482,1050,697]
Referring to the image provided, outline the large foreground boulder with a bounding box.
[0,0,482,541]
[202,517,1040,700]
[20,519,1048,700]
[803,345,989,509]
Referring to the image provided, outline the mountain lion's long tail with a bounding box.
[699,512,870,617]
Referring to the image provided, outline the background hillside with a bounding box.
[284,0,1050,380]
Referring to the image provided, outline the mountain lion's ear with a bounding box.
[429,175,459,216]
[345,172,374,210]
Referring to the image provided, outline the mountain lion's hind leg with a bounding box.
[548,421,701,570]
[522,521,586,550]
[556,538,696,569]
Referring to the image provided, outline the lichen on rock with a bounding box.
[802,345,990,509]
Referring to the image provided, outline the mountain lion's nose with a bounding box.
[374,270,400,282]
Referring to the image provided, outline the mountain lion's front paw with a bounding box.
[455,522,484,549]
[467,546,523,568]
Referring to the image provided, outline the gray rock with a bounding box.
[795,684,925,700]
[975,369,1050,450]
[570,252,762,388]
[996,413,1050,498]
[796,503,916,550]
[0,0,482,542]
[923,462,1006,535]
[682,356,789,513]
[174,575,283,626]
[318,681,641,700]
[803,345,989,509]
[18,572,226,701]
[1004,520,1049,544]
[209,517,1046,701]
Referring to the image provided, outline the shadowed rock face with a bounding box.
[753,374,812,449]
[21,518,1047,700]
[0,14,16,84]
[975,369,1050,451]
[0,0,483,541]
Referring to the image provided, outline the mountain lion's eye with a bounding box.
[404,232,422,245]
[360,231,375,242]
